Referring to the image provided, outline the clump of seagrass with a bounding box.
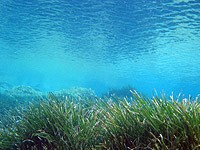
[99,91,200,149]
[102,86,134,99]
[0,93,103,150]
[0,91,199,150]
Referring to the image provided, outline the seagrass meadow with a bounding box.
[0,90,199,150]
[1,1,200,149]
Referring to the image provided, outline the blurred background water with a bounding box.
[0,0,200,96]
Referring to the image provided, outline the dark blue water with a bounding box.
[0,0,200,96]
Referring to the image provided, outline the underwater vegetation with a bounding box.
[0,89,199,150]
[53,87,97,101]
[0,85,97,115]
[102,86,135,99]
[0,85,44,115]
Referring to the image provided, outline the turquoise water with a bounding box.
[0,0,200,96]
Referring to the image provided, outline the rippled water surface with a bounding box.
[0,0,200,96]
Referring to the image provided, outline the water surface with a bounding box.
[0,0,200,96]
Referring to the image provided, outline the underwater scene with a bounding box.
[0,0,200,149]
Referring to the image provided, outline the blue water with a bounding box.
[0,0,200,96]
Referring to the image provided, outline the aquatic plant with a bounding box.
[0,90,199,149]
[0,81,13,92]
[0,85,45,116]
[53,87,97,101]
[0,93,102,149]
[102,86,135,99]
[100,91,200,149]
[0,86,97,116]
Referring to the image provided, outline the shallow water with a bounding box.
[0,0,200,96]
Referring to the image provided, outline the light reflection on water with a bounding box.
[0,0,200,96]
